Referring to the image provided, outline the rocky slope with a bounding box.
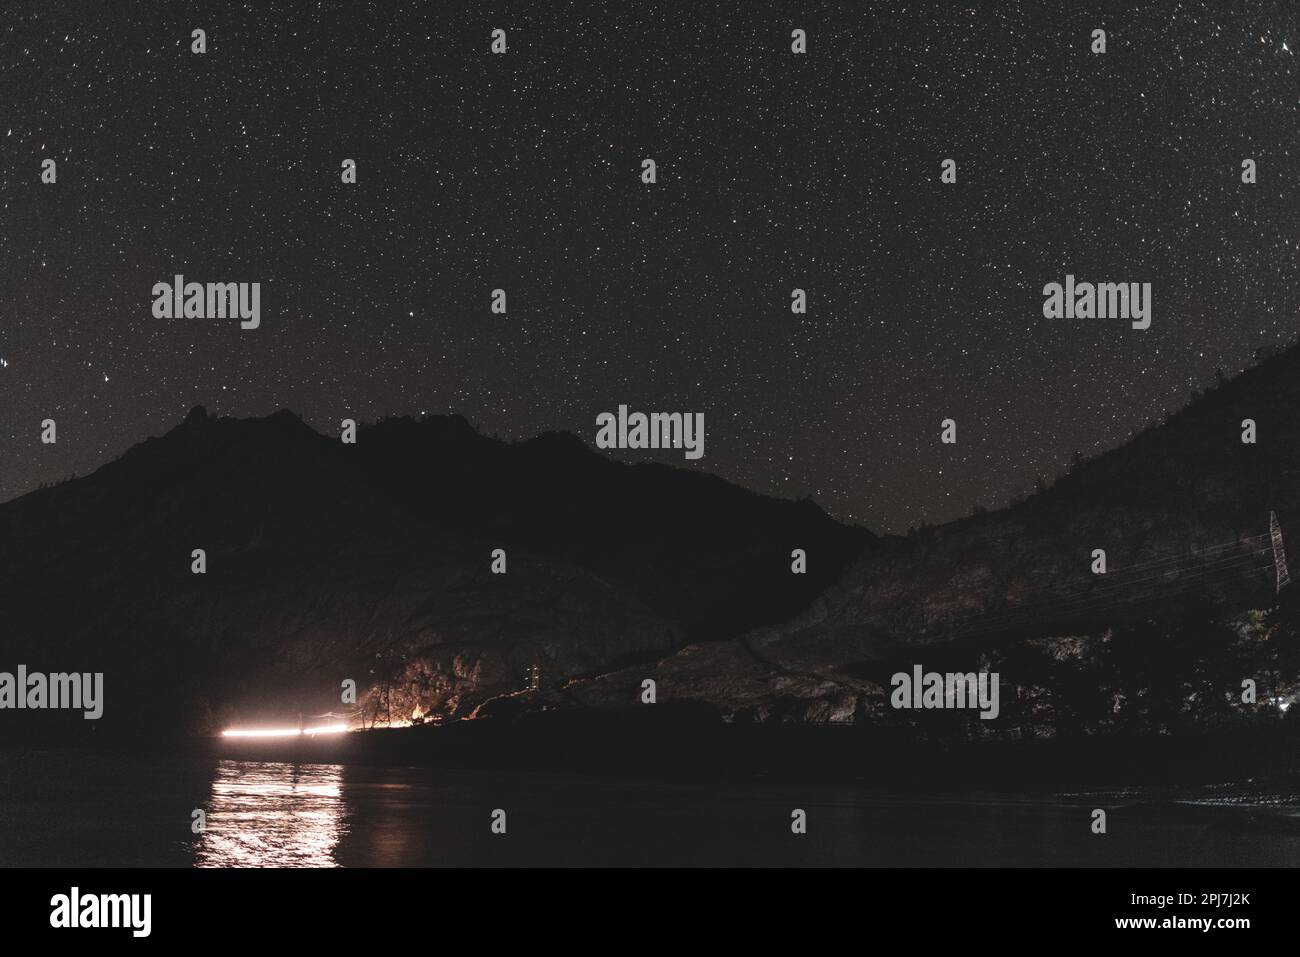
[562,344,1300,738]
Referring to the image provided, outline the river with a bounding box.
[1,747,1297,866]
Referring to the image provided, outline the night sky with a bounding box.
[2,1,1296,533]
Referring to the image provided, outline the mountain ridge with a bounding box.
[0,403,868,734]
[5,343,1300,742]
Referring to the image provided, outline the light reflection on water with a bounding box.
[195,760,347,867]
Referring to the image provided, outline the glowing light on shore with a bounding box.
[221,723,349,738]
[304,723,349,735]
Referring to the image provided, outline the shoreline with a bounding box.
[6,708,1298,792]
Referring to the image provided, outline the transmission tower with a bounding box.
[1270,510,1290,595]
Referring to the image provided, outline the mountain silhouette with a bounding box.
[0,406,866,735]
[6,344,1300,752]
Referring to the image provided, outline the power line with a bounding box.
[949,553,1270,635]
[947,545,1273,627]
[927,526,1277,642]
[947,558,1273,642]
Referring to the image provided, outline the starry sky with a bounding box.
[1,1,1297,533]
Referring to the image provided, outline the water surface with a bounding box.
[2,748,1297,866]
